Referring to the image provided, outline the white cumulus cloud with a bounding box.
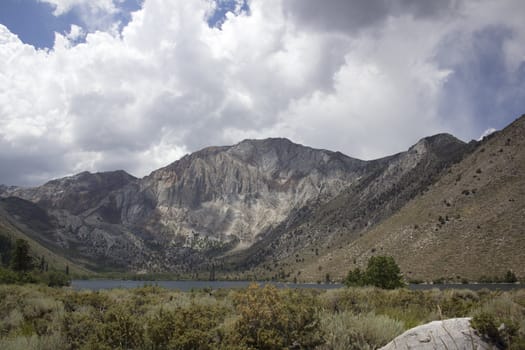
[37,0,117,16]
[0,0,524,186]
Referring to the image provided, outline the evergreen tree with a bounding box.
[40,256,46,272]
[504,270,517,283]
[365,256,404,289]
[344,267,365,287]
[345,256,404,289]
[0,233,13,266]
[10,239,33,272]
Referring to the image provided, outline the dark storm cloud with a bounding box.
[0,142,69,186]
[283,0,458,33]
[396,0,458,19]
[436,25,525,138]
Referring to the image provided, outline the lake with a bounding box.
[71,280,524,292]
[71,280,344,291]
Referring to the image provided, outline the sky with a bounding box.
[0,0,524,186]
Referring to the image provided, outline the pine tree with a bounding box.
[11,239,33,272]
[365,256,404,289]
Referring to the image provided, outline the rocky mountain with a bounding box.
[0,197,90,275]
[230,133,474,275]
[1,115,524,281]
[294,115,525,282]
[135,138,366,247]
[0,138,370,272]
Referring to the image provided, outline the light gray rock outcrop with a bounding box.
[380,318,495,350]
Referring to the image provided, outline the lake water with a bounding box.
[71,280,344,291]
[71,280,524,292]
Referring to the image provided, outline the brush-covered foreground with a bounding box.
[0,284,524,350]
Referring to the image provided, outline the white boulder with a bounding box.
[380,318,495,350]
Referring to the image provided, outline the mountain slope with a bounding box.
[301,115,525,282]
[1,171,158,271]
[6,170,137,215]
[0,139,369,272]
[0,198,91,275]
[1,115,523,281]
[231,133,474,277]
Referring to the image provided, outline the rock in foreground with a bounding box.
[380,318,495,350]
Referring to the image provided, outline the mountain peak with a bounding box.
[229,137,299,155]
[408,133,468,159]
[44,169,136,187]
[236,137,295,147]
[416,133,465,147]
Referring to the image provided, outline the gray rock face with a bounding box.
[137,138,366,247]
[0,139,369,270]
[7,170,137,215]
[239,133,471,266]
[380,318,495,350]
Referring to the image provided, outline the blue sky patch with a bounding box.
[0,0,142,49]
[207,0,249,29]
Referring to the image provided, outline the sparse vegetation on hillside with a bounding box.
[0,213,90,277]
[298,114,525,282]
[0,237,70,287]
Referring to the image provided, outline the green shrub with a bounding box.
[98,303,145,349]
[146,308,178,349]
[0,267,18,284]
[344,268,365,287]
[471,312,504,346]
[63,303,110,349]
[61,290,111,313]
[344,256,404,289]
[471,294,525,349]
[439,289,480,317]
[504,270,518,283]
[319,311,405,350]
[318,288,375,314]
[232,284,324,349]
[0,334,64,350]
[146,303,225,350]
[43,271,71,287]
[1,282,523,350]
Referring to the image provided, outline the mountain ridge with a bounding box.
[1,116,524,281]
[1,137,371,272]
[291,115,525,282]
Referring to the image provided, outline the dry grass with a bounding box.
[1,284,524,349]
[319,311,405,350]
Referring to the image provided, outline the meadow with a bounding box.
[0,283,524,349]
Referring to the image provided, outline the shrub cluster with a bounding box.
[344,256,404,289]
[1,284,524,349]
[231,284,323,349]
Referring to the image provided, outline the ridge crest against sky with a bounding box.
[0,0,524,186]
